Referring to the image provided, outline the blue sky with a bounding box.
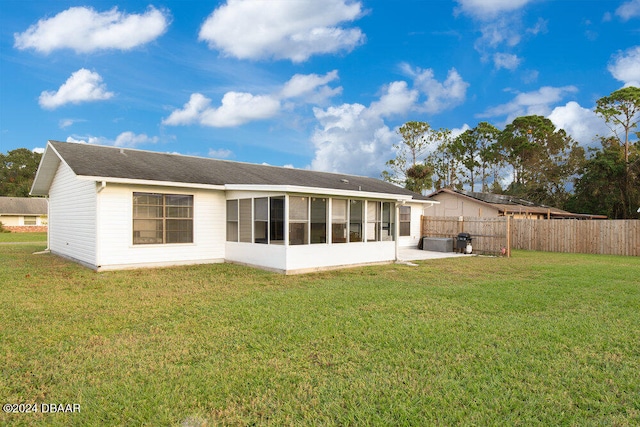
[1,0,639,178]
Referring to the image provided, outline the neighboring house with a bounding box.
[31,141,437,273]
[0,196,48,231]
[425,188,607,220]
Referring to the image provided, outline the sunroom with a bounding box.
[223,189,422,274]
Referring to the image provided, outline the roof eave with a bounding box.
[30,142,62,196]
[224,184,437,202]
[75,175,226,191]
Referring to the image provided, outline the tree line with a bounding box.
[1,88,638,219]
[0,148,43,198]
[383,87,640,219]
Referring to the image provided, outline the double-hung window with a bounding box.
[399,205,411,237]
[133,193,193,244]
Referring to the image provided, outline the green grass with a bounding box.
[0,232,47,243]
[1,245,639,426]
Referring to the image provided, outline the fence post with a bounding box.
[506,216,511,258]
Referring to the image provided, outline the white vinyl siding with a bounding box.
[48,162,97,266]
[96,184,225,270]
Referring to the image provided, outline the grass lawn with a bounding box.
[0,232,47,243]
[1,244,639,426]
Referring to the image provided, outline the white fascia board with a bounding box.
[224,184,419,201]
[404,199,439,205]
[75,175,226,191]
[30,142,63,196]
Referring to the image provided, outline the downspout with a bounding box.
[96,181,106,269]
[394,201,403,262]
[45,196,50,251]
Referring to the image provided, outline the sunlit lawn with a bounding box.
[1,242,639,426]
[0,232,47,243]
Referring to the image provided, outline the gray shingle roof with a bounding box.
[49,141,426,199]
[0,197,47,215]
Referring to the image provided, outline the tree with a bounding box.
[452,122,501,192]
[595,86,640,165]
[498,115,584,207]
[383,121,446,194]
[594,87,640,218]
[567,137,639,218]
[0,148,43,197]
[427,131,463,191]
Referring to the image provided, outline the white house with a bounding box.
[0,196,48,231]
[31,141,437,274]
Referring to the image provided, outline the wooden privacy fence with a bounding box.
[421,216,640,257]
[421,216,510,256]
[511,219,640,256]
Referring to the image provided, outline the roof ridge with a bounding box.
[48,140,378,181]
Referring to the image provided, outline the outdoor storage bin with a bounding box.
[456,233,472,251]
[423,237,454,252]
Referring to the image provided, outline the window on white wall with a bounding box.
[226,199,238,242]
[23,216,37,226]
[133,193,193,245]
[399,205,411,237]
[289,196,308,245]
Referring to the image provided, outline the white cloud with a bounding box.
[202,92,281,127]
[548,101,609,146]
[309,69,466,176]
[66,132,158,147]
[403,65,469,113]
[522,69,539,84]
[479,86,579,123]
[280,70,341,102]
[208,148,234,158]
[14,6,169,54]
[451,124,472,139]
[59,118,84,129]
[162,93,211,126]
[456,0,540,70]
[616,0,640,21]
[455,0,533,19]
[608,46,640,87]
[198,0,365,62]
[475,18,522,50]
[66,136,101,144]
[39,68,114,109]
[369,81,418,117]
[164,71,342,128]
[310,103,396,176]
[163,92,280,127]
[113,131,158,147]
[493,53,521,70]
